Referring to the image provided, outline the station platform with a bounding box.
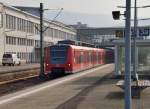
[0,64,149,109]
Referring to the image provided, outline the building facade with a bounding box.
[77,26,150,47]
[0,2,76,63]
[77,27,121,46]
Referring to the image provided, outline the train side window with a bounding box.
[79,55,81,64]
[80,52,83,63]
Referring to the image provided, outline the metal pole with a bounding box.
[125,0,132,109]
[133,0,138,81]
[39,3,44,77]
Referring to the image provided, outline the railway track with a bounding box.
[0,64,114,108]
[0,64,111,97]
[0,68,45,97]
[0,64,107,86]
[0,76,43,97]
[0,68,71,97]
[0,67,66,97]
[0,68,40,85]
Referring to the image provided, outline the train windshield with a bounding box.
[50,45,69,64]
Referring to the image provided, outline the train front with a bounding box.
[45,45,72,76]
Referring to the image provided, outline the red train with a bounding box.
[44,42,108,77]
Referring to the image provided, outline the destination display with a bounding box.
[116,27,150,38]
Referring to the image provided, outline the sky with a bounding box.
[0,0,150,27]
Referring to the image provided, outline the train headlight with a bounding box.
[68,64,71,67]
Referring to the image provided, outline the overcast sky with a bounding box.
[0,0,150,27]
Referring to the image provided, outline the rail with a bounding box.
[0,68,40,85]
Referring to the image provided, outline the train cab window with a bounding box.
[50,45,69,64]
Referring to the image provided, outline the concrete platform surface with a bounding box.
[0,64,149,109]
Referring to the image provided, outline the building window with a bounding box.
[34,24,40,35]
[26,21,34,33]
[18,38,26,46]
[35,40,40,47]
[16,18,34,33]
[6,36,16,45]
[27,39,34,46]
[6,14,16,29]
[49,28,53,37]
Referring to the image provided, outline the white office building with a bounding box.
[0,2,76,63]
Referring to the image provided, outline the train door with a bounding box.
[96,51,99,65]
[89,51,92,66]
[74,50,82,71]
[85,51,88,67]
[98,51,102,64]
[80,51,84,69]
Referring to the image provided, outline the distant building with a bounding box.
[70,22,122,46]
[70,22,88,29]
[77,27,120,46]
[77,26,150,46]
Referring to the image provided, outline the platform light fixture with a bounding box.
[112,11,120,20]
[112,11,126,20]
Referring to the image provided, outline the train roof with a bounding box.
[51,40,105,51]
[50,44,105,51]
[70,45,104,51]
[58,40,96,48]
